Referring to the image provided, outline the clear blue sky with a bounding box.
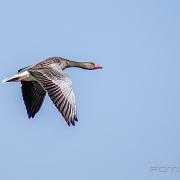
[0,0,179,180]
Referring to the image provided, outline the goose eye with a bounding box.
[91,63,95,67]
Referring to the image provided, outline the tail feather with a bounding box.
[2,71,29,83]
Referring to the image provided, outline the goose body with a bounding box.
[3,57,102,126]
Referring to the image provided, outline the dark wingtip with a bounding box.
[71,121,75,126]
[67,121,71,126]
[67,120,76,126]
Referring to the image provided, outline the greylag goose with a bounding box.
[2,57,102,126]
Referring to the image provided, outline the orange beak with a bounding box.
[94,64,103,69]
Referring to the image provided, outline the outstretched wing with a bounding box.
[29,68,78,126]
[21,81,46,118]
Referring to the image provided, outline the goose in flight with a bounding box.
[2,57,102,126]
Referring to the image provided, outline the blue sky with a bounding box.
[0,0,179,179]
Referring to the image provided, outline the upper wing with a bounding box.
[21,81,46,118]
[29,68,78,126]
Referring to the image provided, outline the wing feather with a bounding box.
[21,81,46,118]
[30,68,77,126]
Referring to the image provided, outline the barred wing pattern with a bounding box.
[30,69,77,126]
[21,81,46,118]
